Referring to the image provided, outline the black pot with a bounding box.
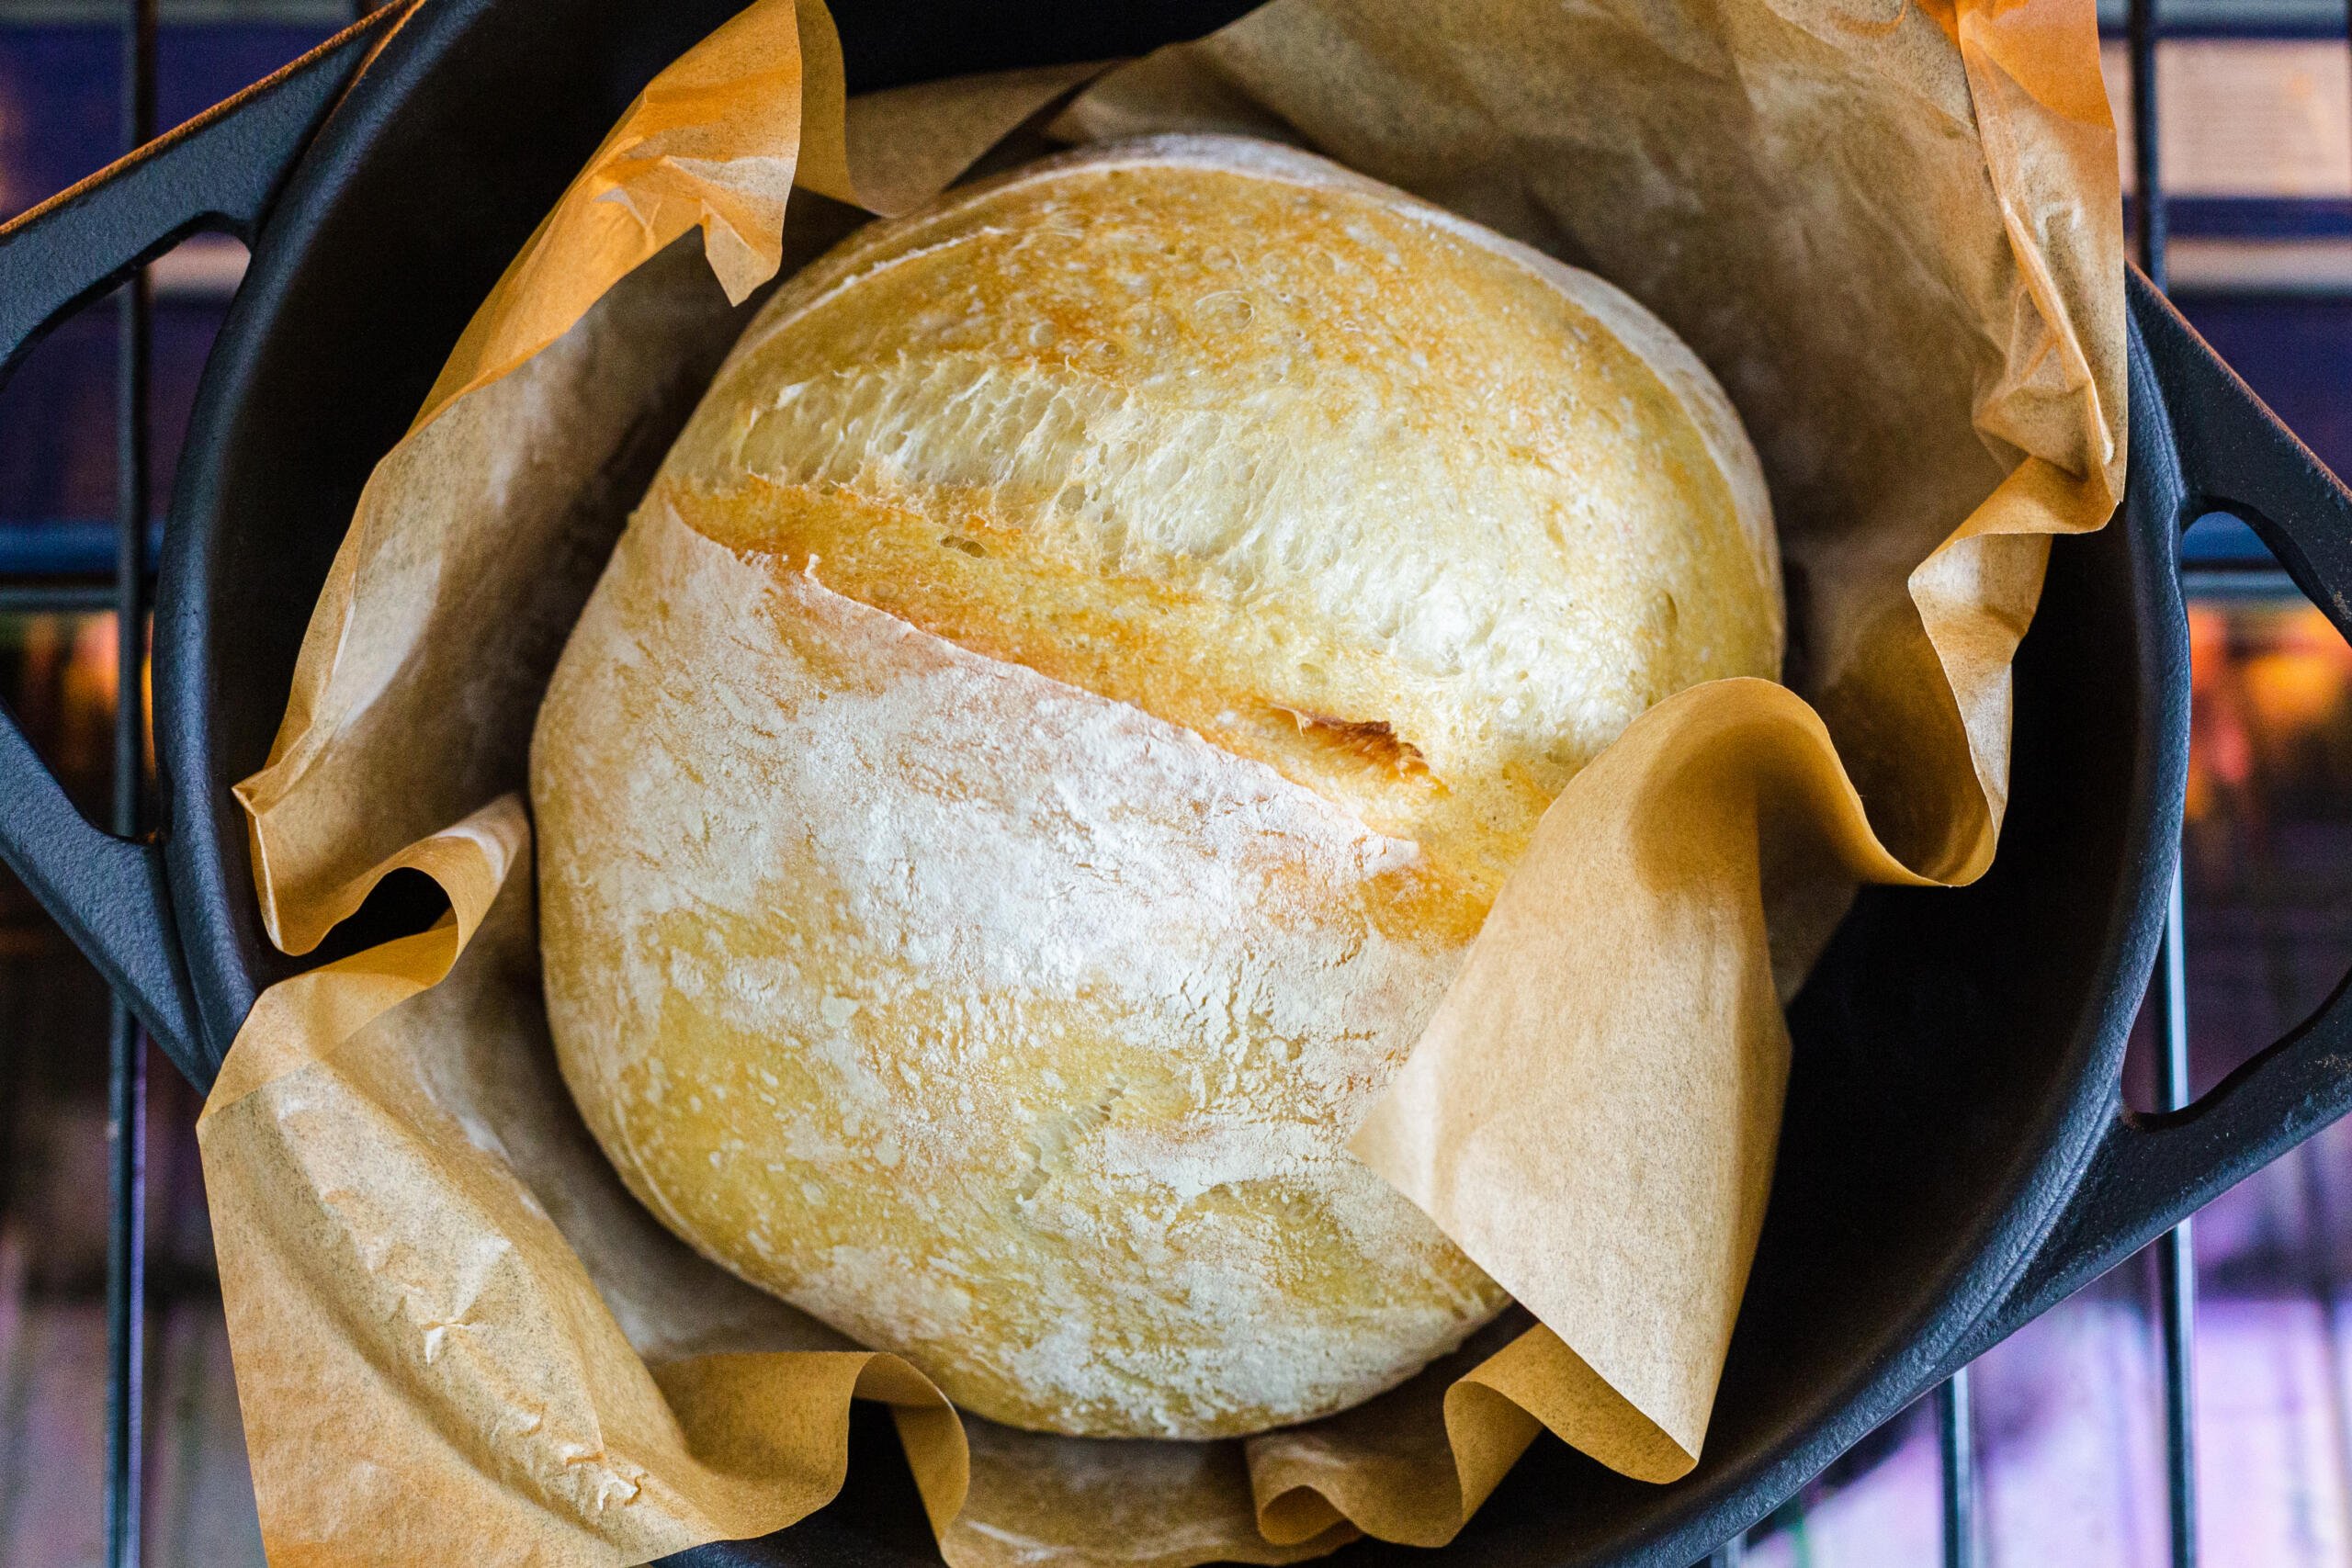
[5,4,2351,1563]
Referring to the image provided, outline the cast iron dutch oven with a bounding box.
[5,2,2352,1562]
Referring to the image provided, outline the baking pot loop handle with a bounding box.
[1966,266,2352,1358]
[0,9,399,1080]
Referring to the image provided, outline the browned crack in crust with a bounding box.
[655,145,1778,929]
[666,467,1514,936]
[1263,705,1432,780]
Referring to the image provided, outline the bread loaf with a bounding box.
[531,135,1781,1438]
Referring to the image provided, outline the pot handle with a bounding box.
[1962,268,2352,1358]
[0,8,401,1080]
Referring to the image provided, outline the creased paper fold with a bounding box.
[204,0,2124,1562]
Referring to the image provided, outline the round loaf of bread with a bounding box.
[531,135,1781,1439]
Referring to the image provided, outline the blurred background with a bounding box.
[6,0,2352,1563]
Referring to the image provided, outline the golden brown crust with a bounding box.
[664,136,1779,899]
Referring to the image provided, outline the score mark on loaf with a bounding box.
[529,134,1781,1439]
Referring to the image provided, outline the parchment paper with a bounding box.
[203,0,2123,1561]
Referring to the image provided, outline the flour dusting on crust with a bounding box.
[532,499,1510,1438]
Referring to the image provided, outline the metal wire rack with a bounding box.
[0,0,2269,1562]
[104,2,153,1562]
[0,11,350,1565]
